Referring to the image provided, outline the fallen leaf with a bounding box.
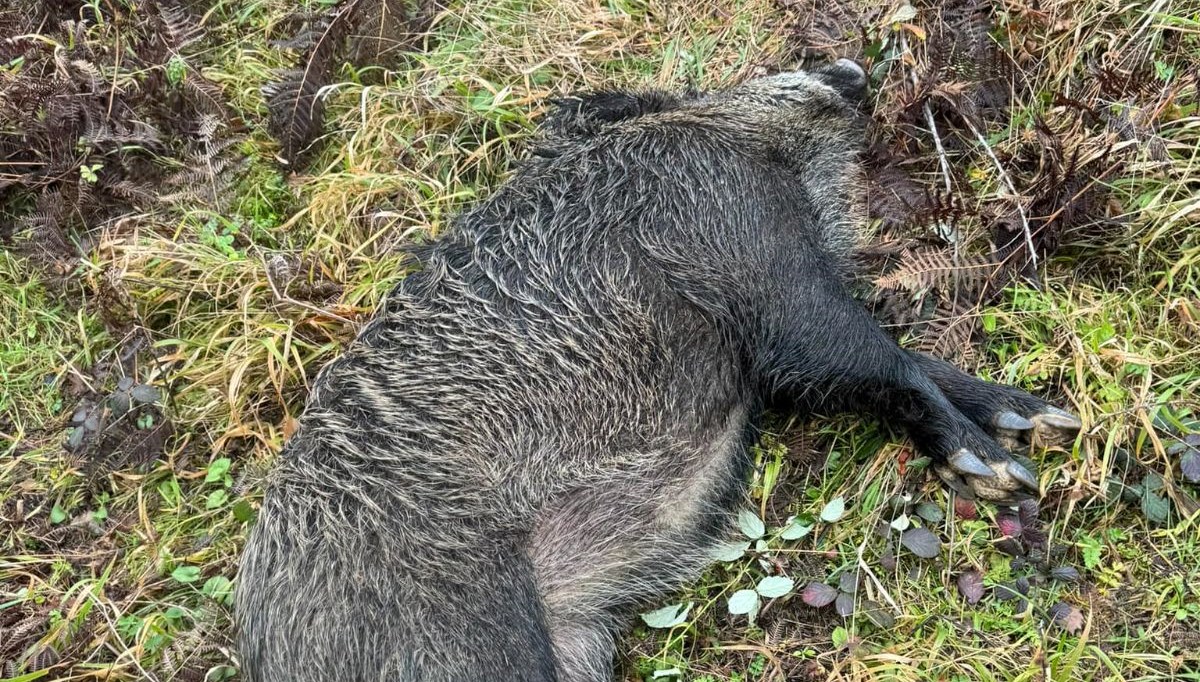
[1050,601,1084,634]
[835,591,855,617]
[862,599,896,628]
[801,582,838,608]
[957,569,985,604]
[953,497,977,520]
[900,527,941,559]
[1181,450,1200,483]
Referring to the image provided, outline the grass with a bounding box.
[1,0,1199,680]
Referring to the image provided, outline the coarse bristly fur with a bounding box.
[235,59,1080,681]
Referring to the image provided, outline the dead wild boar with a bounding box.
[236,59,1081,681]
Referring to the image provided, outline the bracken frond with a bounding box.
[875,248,999,293]
[916,296,980,366]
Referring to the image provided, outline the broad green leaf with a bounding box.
[205,458,232,484]
[1141,487,1170,524]
[1078,534,1102,570]
[206,489,228,509]
[50,504,67,525]
[727,589,759,615]
[232,499,256,523]
[831,626,850,648]
[914,502,944,524]
[172,566,201,583]
[756,575,795,599]
[202,576,235,605]
[820,497,846,523]
[780,517,813,540]
[640,602,691,629]
[737,509,765,539]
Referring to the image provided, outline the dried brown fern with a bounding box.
[0,0,245,270]
[264,0,438,165]
[875,248,999,294]
[916,296,980,366]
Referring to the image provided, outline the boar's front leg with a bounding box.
[908,352,1082,455]
[755,276,1041,503]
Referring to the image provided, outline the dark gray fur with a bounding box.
[236,61,1078,681]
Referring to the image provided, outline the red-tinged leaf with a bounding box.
[862,599,896,628]
[995,581,1021,601]
[1050,566,1081,583]
[996,537,1024,557]
[900,527,941,559]
[801,582,838,608]
[1022,524,1048,551]
[835,591,855,617]
[1181,450,1200,483]
[915,502,944,524]
[957,569,985,604]
[1050,601,1084,634]
[880,547,897,571]
[1017,499,1040,525]
[954,497,977,520]
[996,512,1023,538]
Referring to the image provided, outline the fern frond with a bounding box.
[875,248,998,292]
[264,0,363,165]
[917,296,980,366]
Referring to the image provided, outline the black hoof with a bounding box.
[934,448,1040,505]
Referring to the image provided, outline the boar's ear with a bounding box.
[809,59,868,104]
[542,90,684,136]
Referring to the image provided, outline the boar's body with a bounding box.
[238,62,1075,681]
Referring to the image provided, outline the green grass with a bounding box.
[2,0,1199,680]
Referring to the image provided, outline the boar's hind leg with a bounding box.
[908,352,1082,455]
[530,452,741,681]
[759,281,1042,504]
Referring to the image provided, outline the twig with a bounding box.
[261,252,357,326]
[962,117,1039,270]
[855,486,901,613]
[900,32,957,248]
[900,33,954,196]
[923,102,953,197]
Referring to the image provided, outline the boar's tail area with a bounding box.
[236,488,561,682]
